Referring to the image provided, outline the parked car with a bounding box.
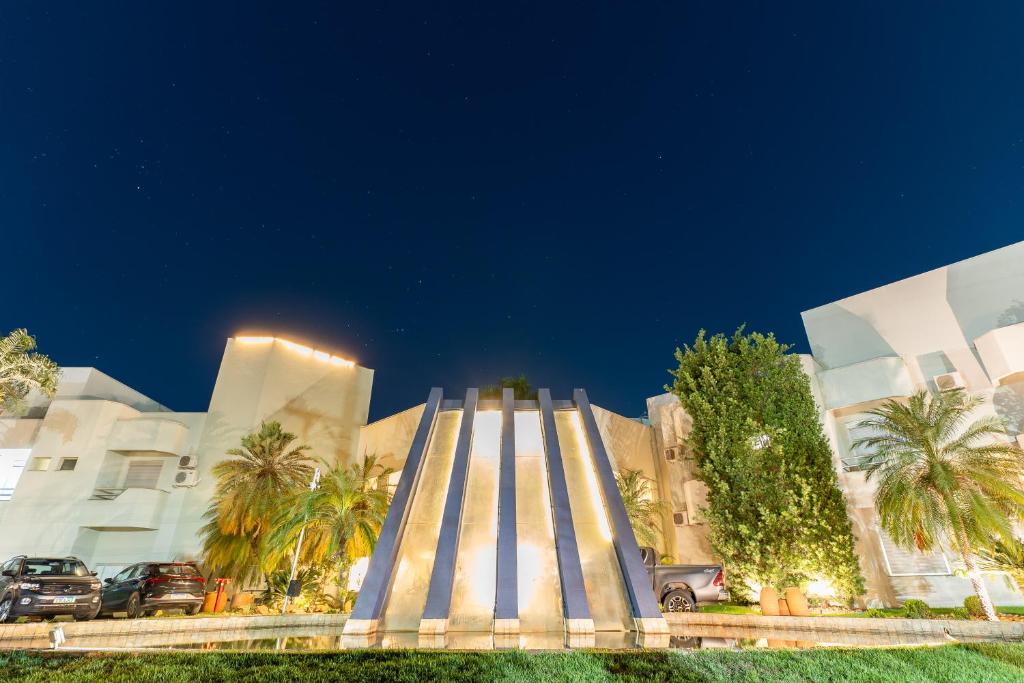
[639,546,729,612]
[0,556,102,622]
[100,562,206,618]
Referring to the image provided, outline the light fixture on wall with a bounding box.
[234,335,356,368]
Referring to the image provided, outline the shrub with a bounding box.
[901,599,932,619]
[949,607,971,620]
[669,329,865,599]
[864,608,886,618]
[964,595,985,618]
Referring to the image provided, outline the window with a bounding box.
[124,460,163,489]
[1,558,20,574]
[112,565,136,583]
[876,528,950,576]
[58,458,78,472]
[154,564,199,576]
[22,559,89,577]
[0,448,30,500]
[27,457,51,472]
[843,422,884,472]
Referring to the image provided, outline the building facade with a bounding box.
[646,240,1024,607]
[0,337,373,580]
[1,242,1022,608]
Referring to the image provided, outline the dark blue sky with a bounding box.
[4,3,1023,419]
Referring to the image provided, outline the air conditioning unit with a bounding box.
[673,511,689,526]
[178,455,197,469]
[173,470,199,487]
[934,372,966,392]
[664,448,677,462]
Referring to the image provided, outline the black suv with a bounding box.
[100,562,205,617]
[0,556,102,622]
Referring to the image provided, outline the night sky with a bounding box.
[4,3,1023,419]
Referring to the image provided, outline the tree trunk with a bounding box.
[957,528,998,621]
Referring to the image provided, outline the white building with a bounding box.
[647,240,1024,607]
[0,337,373,580]
[2,241,1022,607]
[800,240,1024,607]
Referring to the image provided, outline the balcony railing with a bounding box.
[975,322,1024,386]
[816,356,915,411]
[80,487,169,530]
[107,417,189,457]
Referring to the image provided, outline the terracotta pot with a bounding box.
[202,592,218,613]
[777,598,790,616]
[230,592,254,610]
[785,587,809,617]
[214,590,229,613]
[759,587,780,616]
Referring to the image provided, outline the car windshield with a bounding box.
[23,559,89,576]
[154,564,199,577]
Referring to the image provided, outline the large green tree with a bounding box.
[669,328,864,599]
[854,389,1024,621]
[0,329,59,415]
[201,421,314,583]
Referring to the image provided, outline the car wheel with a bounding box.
[663,588,696,613]
[75,610,97,622]
[185,604,201,616]
[0,595,13,623]
[125,593,142,619]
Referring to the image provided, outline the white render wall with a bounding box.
[0,338,373,580]
[800,240,1024,607]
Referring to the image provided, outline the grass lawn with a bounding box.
[3,645,1024,682]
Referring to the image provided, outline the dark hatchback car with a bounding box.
[100,562,206,617]
[0,556,102,622]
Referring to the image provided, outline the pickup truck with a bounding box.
[639,546,728,612]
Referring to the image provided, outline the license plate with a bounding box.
[52,596,76,604]
[166,593,191,600]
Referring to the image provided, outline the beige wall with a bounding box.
[167,337,373,562]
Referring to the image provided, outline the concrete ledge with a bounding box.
[664,612,1024,641]
[0,613,348,646]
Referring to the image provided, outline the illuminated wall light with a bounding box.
[233,335,357,368]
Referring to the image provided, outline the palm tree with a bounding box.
[201,421,314,583]
[854,389,1024,621]
[0,329,59,415]
[977,538,1024,590]
[266,455,392,606]
[615,468,665,550]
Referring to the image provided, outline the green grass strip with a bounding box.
[1,644,1024,682]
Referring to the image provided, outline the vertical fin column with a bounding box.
[538,388,594,636]
[573,388,668,634]
[494,387,519,634]
[419,388,479,635]
[344,387,444,636]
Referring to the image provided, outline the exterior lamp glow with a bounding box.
[234,336,356,368]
